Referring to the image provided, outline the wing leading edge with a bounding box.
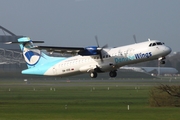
[33,44,106,56]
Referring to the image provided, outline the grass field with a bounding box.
[0,79,180,120]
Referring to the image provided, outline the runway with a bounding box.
[1,77,180,87]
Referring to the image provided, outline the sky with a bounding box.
[0,0,180,52]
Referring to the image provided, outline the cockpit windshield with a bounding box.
[149,42,164,47]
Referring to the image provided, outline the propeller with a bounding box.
[95,35,108,62]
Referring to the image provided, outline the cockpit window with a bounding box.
[156,42,162,45]
[152,43,156,46]
[149,42,164,47]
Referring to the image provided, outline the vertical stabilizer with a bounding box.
[17,37,67,75]
[18,37,51,68]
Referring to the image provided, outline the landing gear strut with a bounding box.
[109,71,117,77]
[90,72,97,78]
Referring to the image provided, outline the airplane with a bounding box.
[120,66,178,75]
[7,37,171,78]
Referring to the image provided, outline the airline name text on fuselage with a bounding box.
[114,52,152,63]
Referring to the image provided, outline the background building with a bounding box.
[0,26,26,73]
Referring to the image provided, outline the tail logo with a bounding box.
[23,47,41,66]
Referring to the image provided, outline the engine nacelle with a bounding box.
[78,46,98,55]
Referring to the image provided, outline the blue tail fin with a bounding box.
[18,37,51,68]
[18,37,67,75]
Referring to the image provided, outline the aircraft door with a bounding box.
[53,67,57,75]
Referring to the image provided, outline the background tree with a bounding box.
[149,84,180,107]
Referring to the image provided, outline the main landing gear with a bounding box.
[109,71,117,77]
[90,70,117,78]
[90,72,97,78]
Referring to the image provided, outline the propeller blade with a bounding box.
[94,35,107,62]
[102,44,108,48]
[99,52,103,62]
[96,49,103,62]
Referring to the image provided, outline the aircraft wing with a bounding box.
[34,46,85,54]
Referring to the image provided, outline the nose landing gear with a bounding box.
[158,57,166,64]
[160,60,165,64]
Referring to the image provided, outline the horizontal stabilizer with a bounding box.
[33,46,84,54]
[4,41,44,44]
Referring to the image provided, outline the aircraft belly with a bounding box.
[79,62,98,73]
[44,65,80,76]
[57,71,81,77]
[100,65,114,72]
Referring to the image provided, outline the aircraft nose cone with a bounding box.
[166,46,172,54]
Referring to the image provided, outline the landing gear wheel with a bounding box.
[90,72,97,78]
[160,60,165,64]
[109,71,117,77]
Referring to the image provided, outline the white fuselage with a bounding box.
[44,40,171,77]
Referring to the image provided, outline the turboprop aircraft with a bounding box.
[8,37,171,78]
